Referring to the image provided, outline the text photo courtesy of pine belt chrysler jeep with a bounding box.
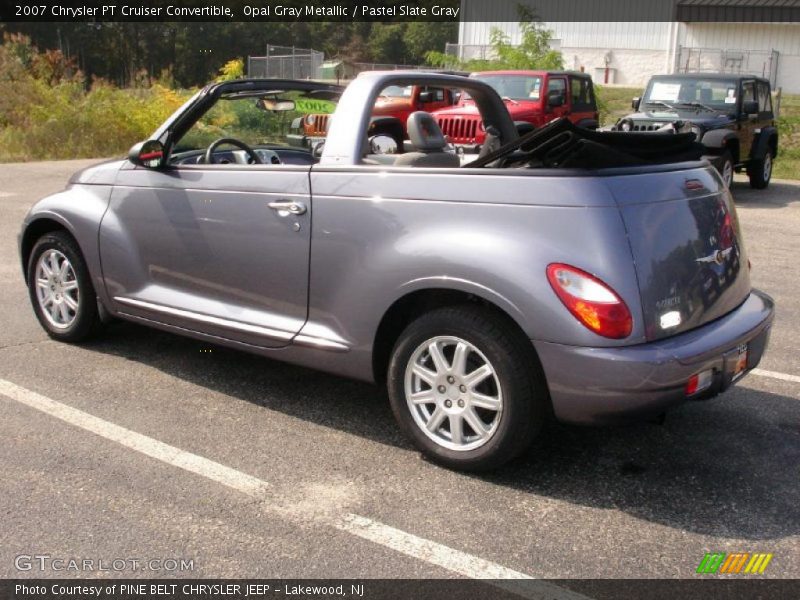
[19,72,774,470]
[616,73,779,190]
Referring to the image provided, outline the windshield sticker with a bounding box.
[650,82,681,102]
[725,89,737,104]
[294,98,337,114]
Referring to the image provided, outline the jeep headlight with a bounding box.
[618,119,632,132]
[306,114,316,126]
[690,125,703,141]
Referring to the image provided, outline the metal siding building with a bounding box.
[458,0,800,92]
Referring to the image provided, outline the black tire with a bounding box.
[718,150,734,189]
[387,305,547,471]
[748,151,773,189]
[27,231,101,342]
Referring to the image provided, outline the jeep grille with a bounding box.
[436,116,480,143]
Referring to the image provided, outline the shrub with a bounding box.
[0,34,192,162]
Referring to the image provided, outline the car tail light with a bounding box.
[546,263,633,339]
[686,369,714,396]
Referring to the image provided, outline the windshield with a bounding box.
[643,77,739,112]
[470,75,543,101]
[380,85,413,98]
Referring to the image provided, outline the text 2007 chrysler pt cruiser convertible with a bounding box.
[19,72,774,470]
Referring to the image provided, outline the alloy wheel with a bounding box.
[404,336,503,452]
[35,249,80,329]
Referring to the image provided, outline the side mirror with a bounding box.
[128,140,165,169]
[547,90,565,107]
[418,91,434,103]
[311,140,325,159]
[742,100,759,115]
[369,135,398,155]
[632,97,641,110]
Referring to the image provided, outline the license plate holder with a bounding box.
[732,343,749,381]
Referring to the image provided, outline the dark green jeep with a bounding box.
[615,74,779,189]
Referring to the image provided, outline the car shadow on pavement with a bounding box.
[731,178,799,208]
[86,321,799,541]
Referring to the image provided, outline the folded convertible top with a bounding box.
[466,118,704,169]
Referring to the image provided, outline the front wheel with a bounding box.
[27,231,101,342]
[748,152,773,189]
[718,151,734,189]
[387,306,547,471]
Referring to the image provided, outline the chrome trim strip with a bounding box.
[113,296,293,341]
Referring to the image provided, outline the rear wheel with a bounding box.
[387,306,546,471]
[748,152,772,189]
[27,232,101,342]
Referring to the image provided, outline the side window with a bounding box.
[741,81,756,105]
[547,78,567,103]
[570,78,594,111]
[758,82,772,114]
[170,90,334,166]
[419,86,446,102]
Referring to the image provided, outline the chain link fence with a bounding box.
[247,45,324,80]
[676,47,780,87]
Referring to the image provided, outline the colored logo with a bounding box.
[696,552,773,574]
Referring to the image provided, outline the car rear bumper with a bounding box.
[533,289,774,425]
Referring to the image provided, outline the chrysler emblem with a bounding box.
[696,248,733,265]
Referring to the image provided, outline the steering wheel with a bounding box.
[203,138,262,165]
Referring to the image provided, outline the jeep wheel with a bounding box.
[387,306,546,471]
[719,151,734,189]
[748,152,772,189]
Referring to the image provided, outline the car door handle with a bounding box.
[268,201,307,215]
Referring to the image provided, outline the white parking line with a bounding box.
[0,378,588,599]
[752,368,800,385]
[0,378,269,498]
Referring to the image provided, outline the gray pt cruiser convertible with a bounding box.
[19,72,774,470]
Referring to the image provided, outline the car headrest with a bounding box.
[406,111,447,152]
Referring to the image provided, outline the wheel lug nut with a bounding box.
[459,384,466,393]
[437,385,446,393]
[458,399,465,408]
[447,375,455,384]
[444,399,452,408]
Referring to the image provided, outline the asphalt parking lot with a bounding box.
[0,160,798,584]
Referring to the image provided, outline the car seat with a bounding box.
[394,112,460,168]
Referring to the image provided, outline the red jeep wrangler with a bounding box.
[432,71,599,151]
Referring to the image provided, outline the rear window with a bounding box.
[757,81,773,113]
[570,77,595,111]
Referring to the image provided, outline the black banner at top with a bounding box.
[2,0,799,23]
[0,0,800,23]
[3,0,464,22]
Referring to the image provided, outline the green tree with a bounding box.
[404,22,457,64]
[426,6,563,72]
[368,24,407,64]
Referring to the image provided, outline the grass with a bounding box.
[773,92,800,180]
[599,85,799,181]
